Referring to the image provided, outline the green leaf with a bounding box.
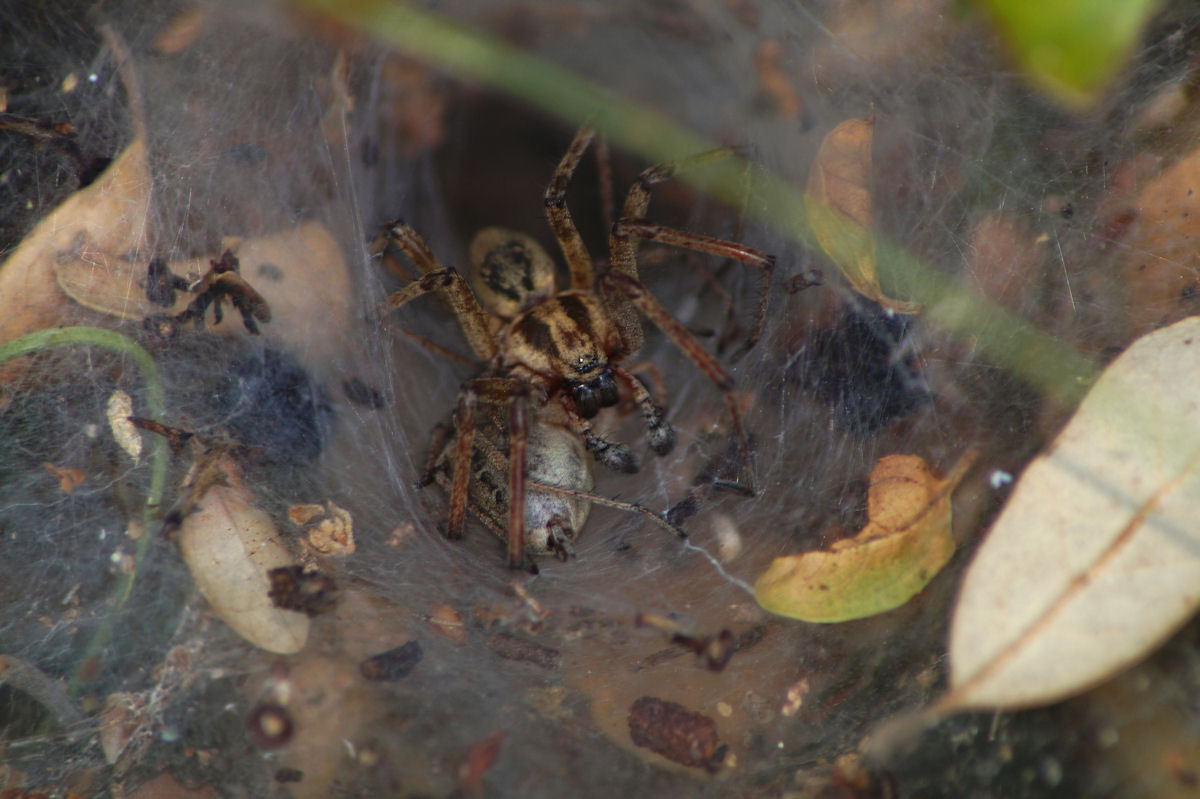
[978,0,1162,109]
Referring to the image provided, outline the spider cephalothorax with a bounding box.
[377,124,774,569]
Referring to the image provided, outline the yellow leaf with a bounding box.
[755,453,972,623]
[804,117,919,315]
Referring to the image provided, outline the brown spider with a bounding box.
[377,124,774,568]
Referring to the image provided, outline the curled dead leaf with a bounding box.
[43,462,86,494]
[53,249,207,322]
[0,134,151,355]
[804,117,919,314]
[946,316,1200,711]
[106,390,142,462]
[0,26,148,383]
[55,222,348,368]
[755,452,974,623]
[457,730,506,798]
[100,692,144,765]
[963,213,1043,314]
[429,603,467,645]
[289,500,355,556]
[178,455,309,654]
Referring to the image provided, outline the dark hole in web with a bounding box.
[794,301,928,434]
[215,347,333,464]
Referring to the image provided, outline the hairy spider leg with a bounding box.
[526,479,687,541]
[377,222,498,362]
[506,385,530,568]
[604,270,757,492]
[561,404,638,474]
[594,133,615,234]
[544,124,598,291]
[446,376,536,569]
[603,150,776,495]
[612,365,673,456]
[446,389,476,540]
[609,149,776,352]
[624,360,668,411]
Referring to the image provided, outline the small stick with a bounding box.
[0,654,84,727]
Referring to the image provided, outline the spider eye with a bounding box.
[596,372,619,408]
[572,382,599,418]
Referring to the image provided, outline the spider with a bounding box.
[376,124,775,568]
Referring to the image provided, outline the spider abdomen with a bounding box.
[434,410,592,557]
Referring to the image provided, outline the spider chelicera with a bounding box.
[376,124,774,569]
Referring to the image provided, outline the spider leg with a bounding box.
[595,132,615,234]
[603,271,756,494]
[527,479,688,541]
[388,325,480,369]
[612,365,674,456]
[373,219,440,273]
[608,147,776,352]
[562,404,637,473]
[506,386,529,569]
[446,389,477,540]
[454,376,537,569]
[625,361,668,410]
[376,222,498,362]
[420,419,455,487]
[544,124,597,291]
[613,219,775,350]
[543,516,576,561]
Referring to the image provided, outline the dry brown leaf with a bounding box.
[810,0,954,87]
[963,213,1044,314]
[0,26,149,377]
[755,453,971,622]
[178,455,309,654]
[457,730,506,798]
[100,692,143,765]
[151,5,211,55]
[379,55,448,154]
[753,39,802,119]
[0,134,151,351]
[289,500,355,556]
[54,221,351,363]
[946,315,1200,710]
[804,117,919,314]
[43,462,86,494]
[1121,148,1200,335]
[53,252,209,321]
[429,603,467,645]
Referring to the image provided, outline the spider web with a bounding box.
[1,0,1197,796]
